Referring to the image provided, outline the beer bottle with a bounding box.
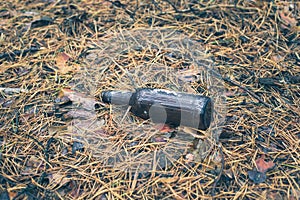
[101,88,212,130]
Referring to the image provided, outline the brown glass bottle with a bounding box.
[101,88,212,130]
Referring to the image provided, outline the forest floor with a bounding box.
[0,0,299,199]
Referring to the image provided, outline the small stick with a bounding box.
[0,87,28,94]
[120,105,132,123]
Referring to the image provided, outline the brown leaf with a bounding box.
[61,88,96,111]
[48,173,71,188]
[8,191,17,200]
[56,52,77,74]
[57,52,70,64]
[279,11,297,28]
[156,124,174,133]
[255,155,275,173]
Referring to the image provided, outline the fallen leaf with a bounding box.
[8,191,17,200]
[210,150,222,164]
[30,16,53,29]
[255,155,275,173]
[248,170,267,184]
[61,88,97,110]
[48,173,71,188]
[157,124,175,133]
[272,54,284,63]
[56,52,70,66]
[279,11,297,28]
[56,52,77,74]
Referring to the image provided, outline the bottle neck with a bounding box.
[101,90,133,105]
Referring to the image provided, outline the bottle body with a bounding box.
[101,88,212,130]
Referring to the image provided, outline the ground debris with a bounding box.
[248,154,275,184]
[30,16,53,29]
[248,170,267,184]
[255,154,275,173]
[0,0,299,199]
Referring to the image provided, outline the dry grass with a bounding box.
[0,0,299,199]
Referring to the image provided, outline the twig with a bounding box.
[0,87,28,94]
[120,105,131,123]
